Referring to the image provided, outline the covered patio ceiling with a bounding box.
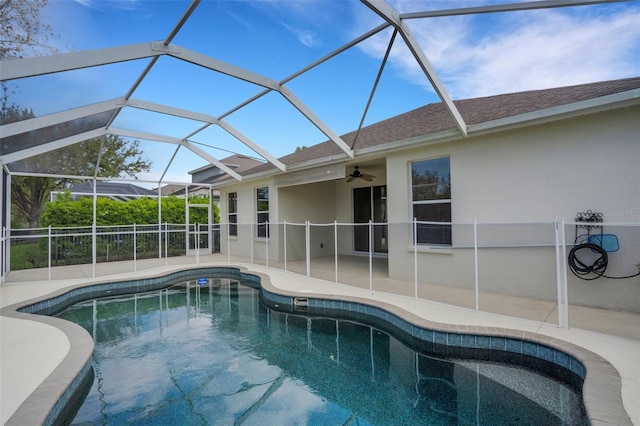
[0,0,633,186]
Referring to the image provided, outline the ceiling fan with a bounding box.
[347,166,375,182]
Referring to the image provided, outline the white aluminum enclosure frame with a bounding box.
[0,41,354,167]
[0,0,630,282]
[361,0,468,137]
[1,0,622,180]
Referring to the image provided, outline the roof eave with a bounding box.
[468,88,640,135]
[212,153,353,188]
[212,169,278,188]
[356,129,461,159]
[361,87,640,157]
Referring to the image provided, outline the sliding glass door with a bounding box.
[353,186,387,254]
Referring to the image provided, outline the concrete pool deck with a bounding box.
[1,259,638,425]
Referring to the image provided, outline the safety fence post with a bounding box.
[226,222,231,263]
[250,223,254,265]
[195,224,200,265]
[305,221,310,277]
[555,218,563,328]
[265,221,269,268]
[1,227,5,283]
[283,221,287,272]
[334,220,338,283]
[474,219,479,312]
[413,218,418,300]
[561,218,569,328]
[92,223,97,279]
[133,223,137,273]
[48,225,52,282]
[369,220,373,294]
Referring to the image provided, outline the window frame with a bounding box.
[228,192,237,237]
[256,186,269,238]
[410,156,452,246]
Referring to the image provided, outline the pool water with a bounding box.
[57,278,587,425]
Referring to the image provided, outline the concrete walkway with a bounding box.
[1,257,638,425]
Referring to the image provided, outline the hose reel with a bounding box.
[568,210,639,280]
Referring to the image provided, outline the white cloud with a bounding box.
[73,0,141,12]
[445,8,640,98]
[72,0,95,8]
[255,0,352,48]
[356,4,640,99]
[280,21,319,48]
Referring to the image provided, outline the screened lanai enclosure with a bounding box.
[1,0,639,337]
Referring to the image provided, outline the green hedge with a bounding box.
[11,195,220,271]
[42,195,218,227]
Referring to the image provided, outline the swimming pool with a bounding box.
[56,278,587,425]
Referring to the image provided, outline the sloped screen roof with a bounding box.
[1,0,638,185]
[1,110,115,157]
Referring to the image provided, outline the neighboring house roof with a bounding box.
[190,154,265,184]
[63,181,156,201]
[210,77,639,184]
[156,184,219,198]
[156,184,210,196]
[157,184,186,196]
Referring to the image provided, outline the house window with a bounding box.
[256,187,269,238]
[228,192,237,236]
[411,157,451,245]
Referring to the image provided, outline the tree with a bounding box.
[9,135,151,228]
[1,0,61,227]
[0,0,58,60]
[1,0,151,227]
[1,92,152,227]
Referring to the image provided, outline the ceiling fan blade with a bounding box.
[362,175,373,181]
[347,176,355,182]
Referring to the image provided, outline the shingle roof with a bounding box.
[194,154,265,184]
[222,154,265,173]
[222,77,640,180]
[69,181,156,196]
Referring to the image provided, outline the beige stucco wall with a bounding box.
[278,181,338,260]
[219,177,279,261]
[219,164,390,261]
[385,106,640,312]
[217,106,638,312]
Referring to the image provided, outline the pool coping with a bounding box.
[0,264,633,426]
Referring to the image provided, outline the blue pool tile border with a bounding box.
[1,265,632,426]
[261,291,587,381]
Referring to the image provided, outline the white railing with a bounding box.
[5,223,222,278]
[216,219,639,331]
[3,220,638,332]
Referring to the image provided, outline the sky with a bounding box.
[5,0,640,185]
